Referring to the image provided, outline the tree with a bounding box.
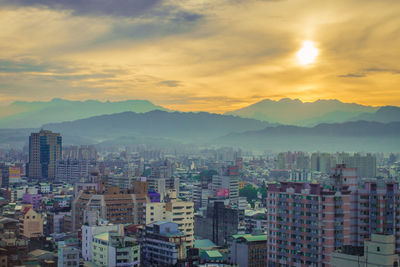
[239,184,258,202]
[258,181,267,198]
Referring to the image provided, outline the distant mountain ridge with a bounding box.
[349,106,400,123]
[0,110,398,152]
[43,110,272,144]
[216,121,400,152]
[225,98,399,126]
[0,98,167,128]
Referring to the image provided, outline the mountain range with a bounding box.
[225,98,399,126]
[0,110,398,152]
[0,98,166,128]
[0,98,399,128]
[42,110,272,144]
[217,121,400,151]
[0,98,399,152]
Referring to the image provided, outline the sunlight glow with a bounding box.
[297,41,319,66]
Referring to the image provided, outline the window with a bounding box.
[377,246,380,252]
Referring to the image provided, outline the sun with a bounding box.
[297,40,319,66]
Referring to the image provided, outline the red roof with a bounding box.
[23,207,31,215]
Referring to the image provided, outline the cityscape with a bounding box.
[0,0,400,267]
[0,128,398,266]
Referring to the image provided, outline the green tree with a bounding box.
[239,184,258,202]
[258,181,267,198]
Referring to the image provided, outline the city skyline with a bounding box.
[1,0,400,112]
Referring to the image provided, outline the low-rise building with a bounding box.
[58,239,80,267]
[229,233,267,267]
[82,222,124,262]
[19,207,43,238]
[142,221,187,266]
[92,231,140,267]
[331,234,400,267]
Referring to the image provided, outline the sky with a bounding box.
[0,0,400,112]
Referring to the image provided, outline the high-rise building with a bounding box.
[338,153,377,178]
[28,130,62,180]
[194,201,245,246]
[311,152,336,173]
[266,163,400,266]
[212,175,239,206]
[56,159,89,183]
[267,180,353,266]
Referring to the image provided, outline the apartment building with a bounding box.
[142,221,187,266]
[71,186,149,231]
[144,190,194,247]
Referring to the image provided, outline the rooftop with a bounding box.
[94,232,110,242]
[204,250,223,258]
[194,239,217,249]
[232,234,267,242]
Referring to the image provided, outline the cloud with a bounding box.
[158,80,182,87]
[363,68,400,74]
[1,0,400,111]
[0,60,48,73]
[0,0,161,17]
[338,73,365,78]
[338,68,400,78]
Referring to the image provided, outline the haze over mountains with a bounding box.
[225,98,386,126]
[0,98,167,128]
[1,98,399,128]
[217,121,400,152]
[0,98,399,151]
[43,110,272,144]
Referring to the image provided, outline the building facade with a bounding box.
[142,221,187,266]
[28,130,62,180]
[229,233,268,267]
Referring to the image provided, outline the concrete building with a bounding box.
[338,153,377,178]
[92,231,140,267]
[28,129,62,180]
[266,163,400,266]
[144,202,168,225]
[193,183,213,210]
[146,177,166,197]
[331,234,399,267]
[165,190,194,247]
[144,190,195,247]
[311,152,336,173]
[56,159,89,183]
[195,201,245,246]
[142,221,187,266]
[82,222,124,262]
[266,171,354,265]
[47,211,69,234]
[244,210,267,234]
[58,239,80,267]
[19,207,44,238]
[352,181,400,251]
[212,175,239,207]
[71,186,149,231]
[229,233,267,267]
